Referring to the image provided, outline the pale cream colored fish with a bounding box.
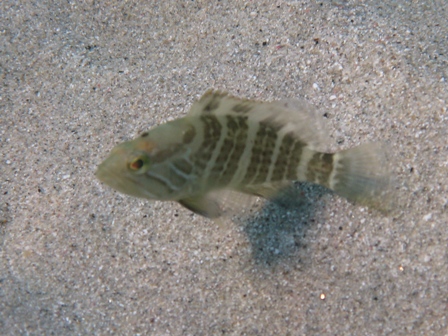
[96,90,391,218]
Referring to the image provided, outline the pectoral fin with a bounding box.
[178,195,222,218]
[240,181,292,199]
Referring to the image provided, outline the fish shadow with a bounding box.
[240,182,331,267]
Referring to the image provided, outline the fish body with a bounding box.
[96,90,390,217]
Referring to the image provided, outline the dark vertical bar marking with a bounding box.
[286,140,305,180]
[271,132,295,182]
[243,122,277,184]
[306,152,333,187]
[192,115,222,170]
[219,116,249,184]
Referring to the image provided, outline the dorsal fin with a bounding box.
[187,90,329,150]
[187,89,259,117]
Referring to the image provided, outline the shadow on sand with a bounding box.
[240,182,332,268]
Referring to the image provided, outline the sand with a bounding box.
[1,0,447,334]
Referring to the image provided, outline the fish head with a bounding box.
[96,139,160,199]
[96,119,196,200]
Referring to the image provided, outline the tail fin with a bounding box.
[330,143,394,212]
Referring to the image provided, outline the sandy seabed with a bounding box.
[1,1,447,334]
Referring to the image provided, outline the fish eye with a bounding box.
[129,155,150,173]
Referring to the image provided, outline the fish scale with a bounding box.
[96,90,392,218]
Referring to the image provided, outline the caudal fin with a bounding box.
[330,143,394,212]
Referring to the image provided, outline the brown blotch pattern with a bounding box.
[232,103,253,114]
[212,137,233,176]
[151,145,182,163]
[306,153,333,187]
[243,122,278,184]
[182,125,196,144]
[259,115,284,133]
[203,95,221,113]
[136,140,157,153]
[192,115,222,170]
[210,117,234,173]
[217,116,249,184]
[286,140,305,180]
[306,153,320,182]
[271,132,295,182]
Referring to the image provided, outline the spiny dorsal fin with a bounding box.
[188,90,329,151]
[187,89,259,117]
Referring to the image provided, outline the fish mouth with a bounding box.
[95,159,129,193]
[95,160,113,185]
[95,160,157,199]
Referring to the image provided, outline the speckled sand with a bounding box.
[1,1,447,334]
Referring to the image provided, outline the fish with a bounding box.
[96,90,392,218]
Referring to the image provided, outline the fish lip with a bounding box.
[95,162,156,199]
[95,158,121,186]
[96,167,126,194]
[95,161,110,183]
